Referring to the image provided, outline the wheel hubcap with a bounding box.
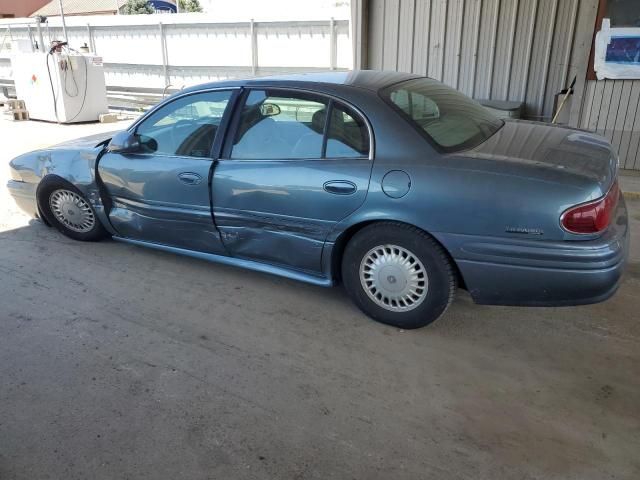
[359,244,428,312]
[49,189,95,233]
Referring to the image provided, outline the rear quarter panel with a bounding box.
[329,96,611,245]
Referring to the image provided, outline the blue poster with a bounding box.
[605,36,640,65]
[148,0,177,13]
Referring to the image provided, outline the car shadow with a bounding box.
[1,216,638,345]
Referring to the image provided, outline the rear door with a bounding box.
[212,88,373,274]
[98,89,236,254]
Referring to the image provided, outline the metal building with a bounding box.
[351,0,640,171]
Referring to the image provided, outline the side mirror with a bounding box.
[107,130,141,154]
[260,103,281,116]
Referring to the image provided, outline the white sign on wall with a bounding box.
[595,19,640,80]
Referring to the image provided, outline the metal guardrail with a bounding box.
[0,79,171,111]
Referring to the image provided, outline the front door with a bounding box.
[98,89,236,254]
[212,88,373,274]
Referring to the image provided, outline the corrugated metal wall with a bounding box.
[580,79,640,170]
[365,0,598,121]
[364,0,640,171]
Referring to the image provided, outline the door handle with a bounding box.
[178,172,202,185]
[323,180,357,195]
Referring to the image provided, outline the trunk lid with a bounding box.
[465,119,618,198]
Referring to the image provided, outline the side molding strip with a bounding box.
[113,236,334,287]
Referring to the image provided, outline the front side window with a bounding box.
[231,89,370,160]
[136,90,233,158]
[382,78,503,153]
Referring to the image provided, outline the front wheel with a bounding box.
[38,179,108,242]
[342,222,456,329]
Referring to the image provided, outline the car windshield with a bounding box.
[381,78,504,153]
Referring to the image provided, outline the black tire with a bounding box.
[342,222,456,329]
[37,178,109,242]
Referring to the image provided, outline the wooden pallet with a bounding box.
[2,99,29,120]
[4,99,26,111]
[4,109,29,121]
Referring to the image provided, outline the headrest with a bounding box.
[311,109,327,133]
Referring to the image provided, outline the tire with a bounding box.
[37,178,109,242]
[342,222,456,329]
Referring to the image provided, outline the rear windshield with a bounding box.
[381,78,503,153]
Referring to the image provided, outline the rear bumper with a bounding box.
[439,196,630,306]
[456,257,625,306]
[7,180,38,217]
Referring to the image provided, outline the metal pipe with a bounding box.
[159,22,169,86]
[250,19,258,76]
[57,0,69,44]
[86,23,95,53]
[329,18,336,70]
[36,19,45,51]
[27,25,35,52]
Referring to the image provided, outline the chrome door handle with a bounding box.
[323,180,357,195]
[178,172,202,185]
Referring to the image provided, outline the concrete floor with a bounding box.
[620,169,640,198]
[1,118,639,480]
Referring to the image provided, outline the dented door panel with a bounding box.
[98,153,226,254]
[212,159,371,273]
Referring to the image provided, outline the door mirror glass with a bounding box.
[107,130,141,154]
[260,103,281,116]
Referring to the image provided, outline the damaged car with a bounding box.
[7,71,629,329]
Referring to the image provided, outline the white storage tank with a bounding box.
[11,42,108,123]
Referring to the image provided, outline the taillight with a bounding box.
[561,180,619,234]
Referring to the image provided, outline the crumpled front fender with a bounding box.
[11,146,100,191]
[9,145,116,234]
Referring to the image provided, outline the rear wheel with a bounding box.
[342,222,456,329]
[38,179,108,242]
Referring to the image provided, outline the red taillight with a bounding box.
[561,180,619,234]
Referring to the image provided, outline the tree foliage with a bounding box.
[122,0,154,15]
[179,0,203,13]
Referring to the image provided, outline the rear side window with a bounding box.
[326,103,370,158]
[231,90,328,160]
[230,89,370,160]
[382,78,503,152]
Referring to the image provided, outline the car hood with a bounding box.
[51,130,119,150]
[459,119,617,195]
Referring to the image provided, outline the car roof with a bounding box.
[181,70,420,95]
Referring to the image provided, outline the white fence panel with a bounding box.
[165,24,252,67]
[0,15,351,91]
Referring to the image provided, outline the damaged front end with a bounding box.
[7,132,117,233]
